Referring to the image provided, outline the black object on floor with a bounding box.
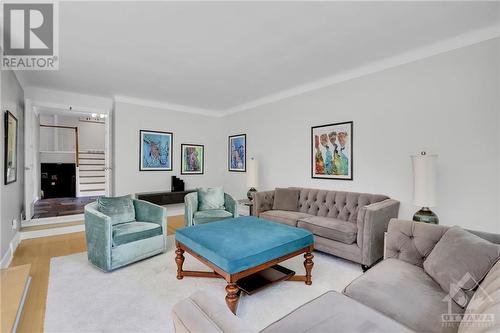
[41,163,76,199]
[237,265,295,295]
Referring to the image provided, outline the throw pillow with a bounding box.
[198,187,225,211]
[97,195,135,225]
[272,188,300,211]
[423,226,500,308]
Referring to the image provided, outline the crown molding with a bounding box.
[114,95,223,117]
[221,25,500,116]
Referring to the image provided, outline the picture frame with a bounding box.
[181,144,204,175]
[139,130,173,171]
[4,111,18,184]
[228,134,246,172]
[311,121,353,180]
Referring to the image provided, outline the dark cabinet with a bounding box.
[41,163,76,199]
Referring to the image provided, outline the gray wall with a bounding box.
[1,70,25,260]
[222,38,500,233]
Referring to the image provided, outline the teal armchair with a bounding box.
[84,197,167,272]
[185,192,238,227]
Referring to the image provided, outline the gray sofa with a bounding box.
[171,220,500,333]
[253,188,400,269]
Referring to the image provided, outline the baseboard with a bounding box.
[1,232,21,268]
[20,224,85,240]
[22,214,84,227]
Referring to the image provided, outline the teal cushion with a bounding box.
[193,209,233,224]
[175,216,314,274]
[97,195,135,225]
[198,187,225,211]
[112,221,162,246]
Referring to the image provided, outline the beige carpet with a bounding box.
[45,237,362,332]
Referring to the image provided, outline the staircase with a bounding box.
[77,150,106,197]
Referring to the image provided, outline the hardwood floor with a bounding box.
[9,215,184,333]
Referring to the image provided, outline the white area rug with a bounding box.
[45,238,362,332]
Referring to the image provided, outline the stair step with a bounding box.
[79,151,104,154]
[78,176,105,183]
[78,170,105,177]
[78,155,104,160]
[79,165,105,171]
[80,188,106,192]
[80,182,105,190]
[1,264,31,333]
[79,160,105,165]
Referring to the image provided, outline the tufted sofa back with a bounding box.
[293,188,389,223]
[385,219,500,268]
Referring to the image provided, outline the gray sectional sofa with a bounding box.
[253,187,400,269]
[171,219,500,333]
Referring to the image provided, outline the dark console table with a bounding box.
[136,190,195,205]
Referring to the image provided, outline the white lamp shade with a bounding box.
[247,158,259,188]
[412,153,438,207]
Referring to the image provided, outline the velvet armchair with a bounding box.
[84,197,167,272]
[184,192,238,227]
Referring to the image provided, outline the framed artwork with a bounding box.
[181,144,204,175]
[139,130,173,171]
[311,121,353,180]
[4,111,18,184]
[228,134,246,172]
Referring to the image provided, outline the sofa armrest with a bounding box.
[84,202,113,271]
[252,190,275,216]
[357,199,400,266]
[133,199,167,226]
[171,291,252,333]
[384,219,448,267]
[184,192,198,227]
[224,193,238,218]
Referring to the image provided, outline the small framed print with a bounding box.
[181,144,204,175]
[228,134,246,172]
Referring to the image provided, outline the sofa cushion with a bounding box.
[297,216,357,244]
[193,209,233,224]
[260,210,312,227]
[272,188,300,212]
[459,259,500,333]
[112,221,162,246]
[97,195,135,225]
[198,187,225,211]
[424,227,500,308]
[296,188,388,222]
[262,290,412,333]
[344,258,464,333]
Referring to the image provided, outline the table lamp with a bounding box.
[412,151,439,224]
[247,157,259,200]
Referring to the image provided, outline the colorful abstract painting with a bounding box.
[4,111,18,184]
[139,130,172,171]
[311,121,353,180]
[228,134,246,172]
[181,144,204,175]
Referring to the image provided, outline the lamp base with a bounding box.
[413,207,439,224]
[247,188,257,200]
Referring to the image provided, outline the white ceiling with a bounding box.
[16,1,500,115]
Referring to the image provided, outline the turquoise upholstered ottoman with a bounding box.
[175,216,314,314]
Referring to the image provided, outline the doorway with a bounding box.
[24,103,112,222]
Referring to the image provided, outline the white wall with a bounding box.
[1,70,24,260]
[113,102,225,196]
[222,38,500,233]
[39,114,105,152]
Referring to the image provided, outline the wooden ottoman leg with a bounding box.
[175,246,185,280]
[304,251,314,285]
[225,283,240,314]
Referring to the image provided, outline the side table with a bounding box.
[237,199,254,216]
